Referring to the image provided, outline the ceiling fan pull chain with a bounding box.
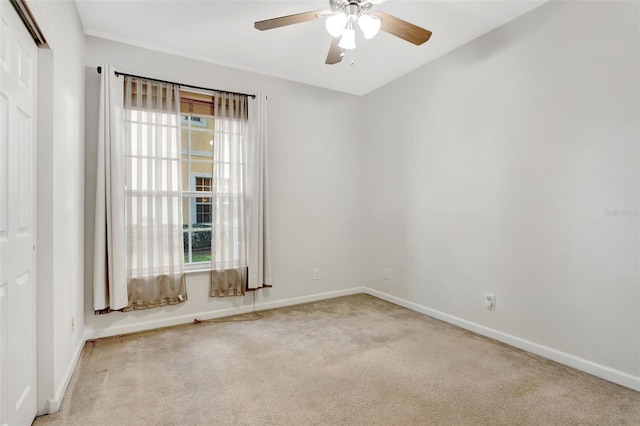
[350,49,355,65]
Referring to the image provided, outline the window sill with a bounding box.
[184,267,211,275]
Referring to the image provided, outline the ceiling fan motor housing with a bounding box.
[332,1,373,17]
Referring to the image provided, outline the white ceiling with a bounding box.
[75,0,549,96]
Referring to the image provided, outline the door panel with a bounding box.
[17,107,31,232]
[0,16,8,71]
[0,1,38,425]
[15,272,33,412]
[0,282,7,425]
[0,94,7,239]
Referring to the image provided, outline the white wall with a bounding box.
[362,0,639,388]
[30,0,86,414]
[83,36,365,338]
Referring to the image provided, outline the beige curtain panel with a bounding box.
[210,267,247,297]
[124,76,187,309]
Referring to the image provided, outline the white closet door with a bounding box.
[0,1,38,424]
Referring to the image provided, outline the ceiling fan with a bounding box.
[254,0,432,65]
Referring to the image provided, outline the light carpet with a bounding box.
[34,294,640,425]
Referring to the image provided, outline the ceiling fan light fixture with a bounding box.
[338,27,356,50]
[358,13,381,40]
[254,1,433,66]
[325,12,348,37]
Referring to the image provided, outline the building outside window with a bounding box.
[194,176,212,224]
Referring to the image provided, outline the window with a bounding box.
[180,90,249,270]
[181,111,214,266]
[107,75,262,308]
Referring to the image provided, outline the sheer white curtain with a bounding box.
[210,93,249,296]
[124,77,187,309]
[247,93,271,290]
[94,64,128,311]
[209,92,271,296]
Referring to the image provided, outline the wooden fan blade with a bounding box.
[254,10,325,31]
[325,37,343,65]
[371,11,432,45]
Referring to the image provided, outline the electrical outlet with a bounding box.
[485,293,496,310]
[313,268,320,280]
[383,268,390,280]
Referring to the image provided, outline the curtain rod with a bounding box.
[96,66,255,99]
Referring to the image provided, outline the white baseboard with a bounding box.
[254,286,366,311]
[46,335,86,414]
[364,288,640,392]
[86,287,366,341]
